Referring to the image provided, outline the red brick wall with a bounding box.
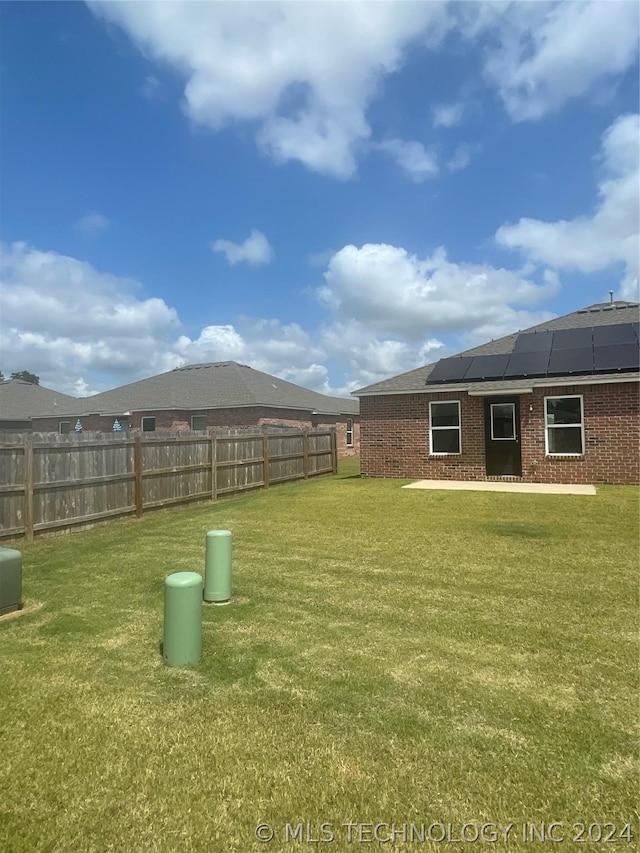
[30,414,125,434]
[310,415,359,458]
[31,407,361,458]
[360,381,639,485]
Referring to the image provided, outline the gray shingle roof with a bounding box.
[354,302,640,395]
[37,362,359,418]
[0,379,79,421]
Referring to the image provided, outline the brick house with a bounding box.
[0,379,78,432]
[353,302,639,485]
[29,361,360,458]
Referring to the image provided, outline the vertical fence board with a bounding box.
[211,435,217,501]
[24,442,34,541]
[262,434,269,488]
[134,437,143,518]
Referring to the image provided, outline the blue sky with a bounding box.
[1,0,638,397]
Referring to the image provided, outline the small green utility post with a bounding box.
[0,547,23,616]
[204,530,232,604]
[163,571,203,666]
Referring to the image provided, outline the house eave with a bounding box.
[467,387,534,397]
[355,372,640,397]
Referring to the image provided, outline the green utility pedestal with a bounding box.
[0,547,23,616]
[204,530,232,603]
[163,571,203,666]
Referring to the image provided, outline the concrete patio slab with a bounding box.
[402,480,597,495]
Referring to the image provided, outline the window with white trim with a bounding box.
[429,401,461,454]
[142,416,156,432]
[545,395,584,455]
[59,421,71,435]
[191,415,206,431]
[346,417,354,447]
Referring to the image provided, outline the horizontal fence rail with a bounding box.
[0,429,337,541]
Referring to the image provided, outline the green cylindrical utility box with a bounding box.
[163,571,203,666]
[204,530,232,603]
[0,547,23,616]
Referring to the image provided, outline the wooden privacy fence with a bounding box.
[0,430,337,541]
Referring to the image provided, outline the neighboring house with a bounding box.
[353,302,639,485]
[0,379,78,432]
[30,361,360,457]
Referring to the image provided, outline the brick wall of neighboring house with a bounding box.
[309,414,360,458]
[30,414,124,434]
[359,381,639,485]
[30,407,361,457]
[0,420,31,432]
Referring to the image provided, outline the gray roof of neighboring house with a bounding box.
[35,362,359,418]
[0,379,79,422]
[354,301,640,395]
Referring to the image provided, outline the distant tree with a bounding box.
[0,370,4,380]
[11,370,40,385]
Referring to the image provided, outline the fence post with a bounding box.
[24,441,34,541]
[134,436,143,518]
[331,430,338,475]
[211,434,217,501]
[303,431,309,479]
[262,433,269,488]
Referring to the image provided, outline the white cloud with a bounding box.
[317,242,559,341]
[447,144,473,173]
[319,318,447,391]
[173,318,340,392]
[174,324,246,363]
[0,241,180,394]
[73,377,93,397]
[86,0,640,181]
[87,0,449,178]
[375,139,439,182]
[210,230,274,266]
[432,101,464,128]
[461,0,640,121]
[496,113,640,300]
[278,364,334,396]
[257,108,370,180]
[74,210,110,235]
[0,237,564,398]
[140,74,162,100]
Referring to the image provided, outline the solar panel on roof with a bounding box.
[427,357,474,383]
[504,350,550,378]
[463,354,510,381]
[513,331,553,353]
[547,346,594,375]
[592,323,636,346]
[593,343,640,372]
[552,327,593,349]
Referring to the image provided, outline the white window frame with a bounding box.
[429,400,462,456]
[346,417,354,447]
[544,395,585,457]
[141,416,156,432]
[191,415,207,432]
[490,402,516,441]
[59,421,71,435]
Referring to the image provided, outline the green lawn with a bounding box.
[1,459,638,852]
